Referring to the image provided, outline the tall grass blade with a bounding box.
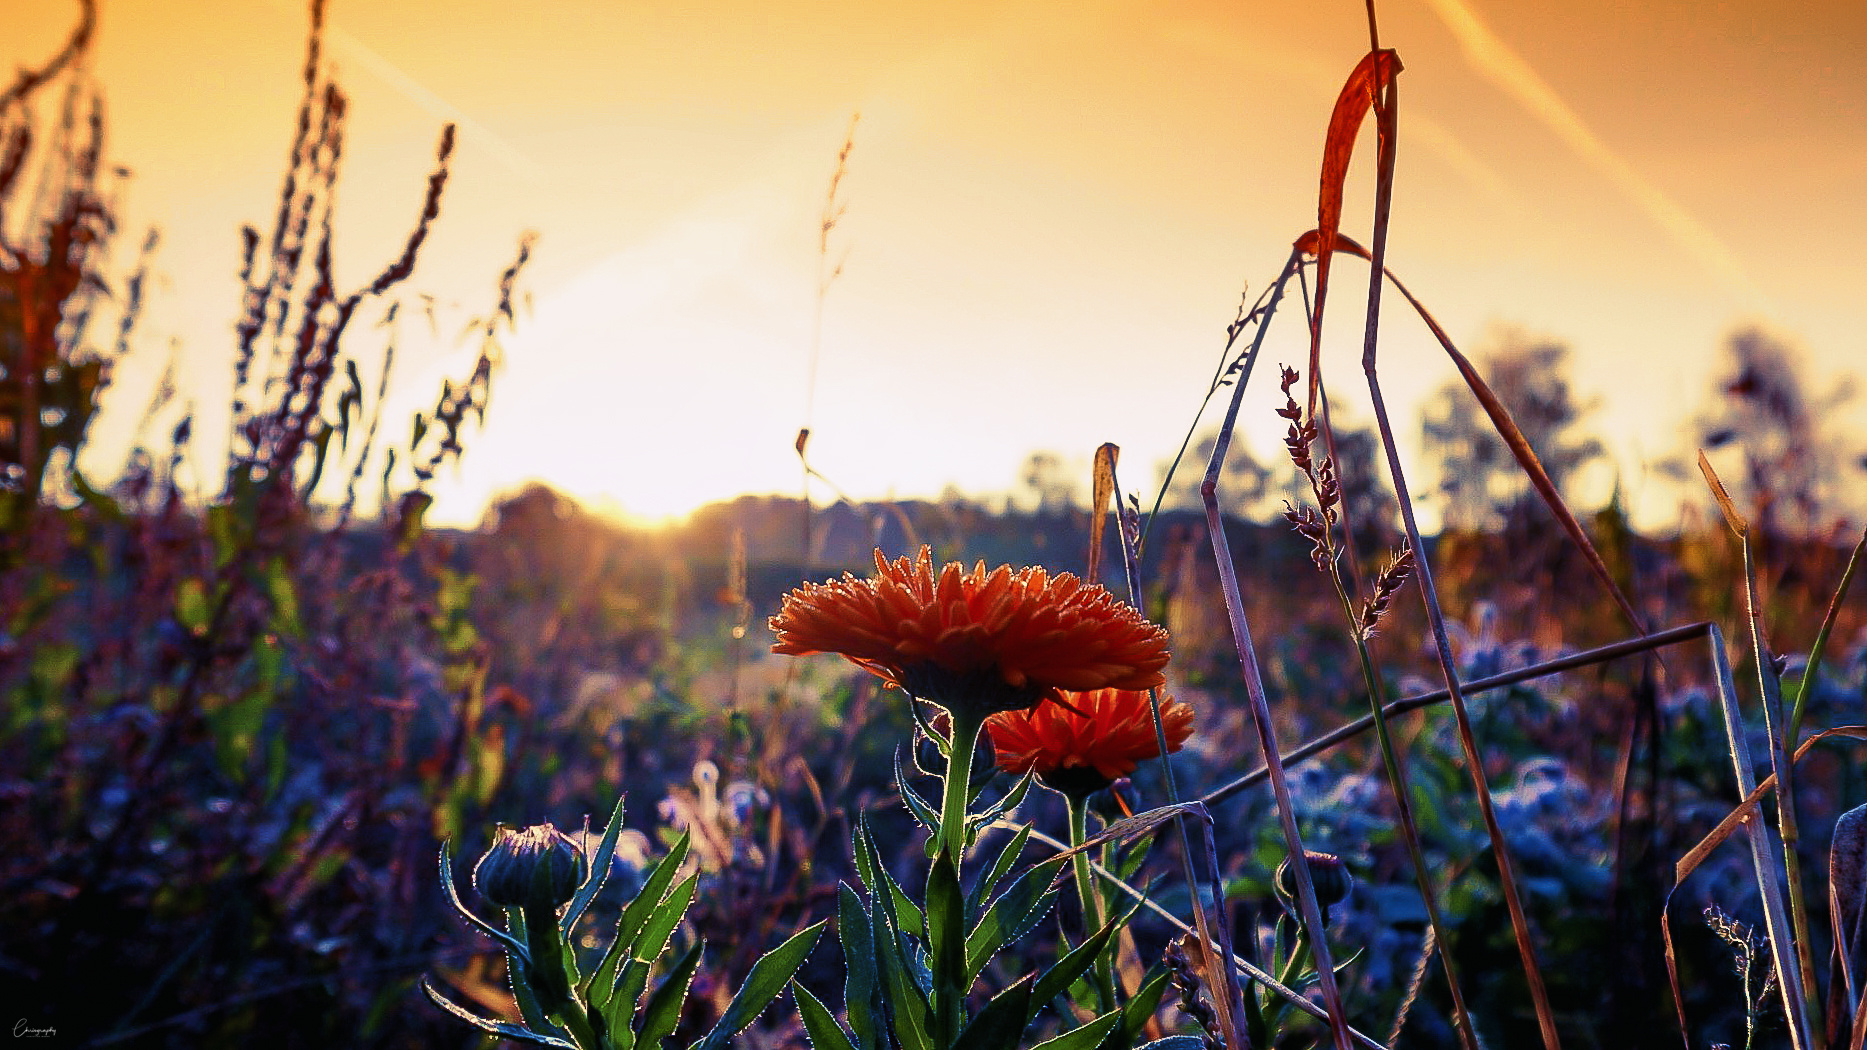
[1791,526,1867,740]
[1704,623,1817,1049]
[1198,370,1354,1047]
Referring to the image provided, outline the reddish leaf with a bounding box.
[1308,49,1401,411]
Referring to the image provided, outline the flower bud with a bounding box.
[473,823,588,914]
[1276,850,1353,911]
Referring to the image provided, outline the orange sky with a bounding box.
[9,0,1865,527]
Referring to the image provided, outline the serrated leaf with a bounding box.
[437,841,530,961]
[563,795,628,936]
[967,824,1033,918]
[896,748,940,834]
[1030,909,1124,1016]
[689,920,826,1050]
[588,831,691,1010]
[1121,966,1173,1042]
[839,884,883,1050]
[1028,1010,1120,1050]
[606,874,697,1019]
[856,820,923,939]
[420,977,577,1047]
[637,940,704,1049]
[952,973,1034,1050]
[966,855,1066,977]
[794,981,857,1050]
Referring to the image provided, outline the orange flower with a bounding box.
[986,687,1194,797]
[770,546,1170,718]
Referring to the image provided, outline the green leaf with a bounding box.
[587,831,691,1010]
[966,824,1032,918]
[969,772,1034,835]
[175,577,211,637]
[952,973,1034,1050]
[563,795,628,936]
[1030,910,1124,1015]
[604,874,697,1025]
[1132,1038,1206,1050]
[1028,1011,1120,1050]
[437,842,531,961]
[864,875,933,1050]
[1120,966,1172,1042]
[637,939,704,1050]
[264,557,302,638]
[689,920,826,1050]
[926,851,968,1045]
[856,820,923,939]
[839,885,884,1050]
[420,977,577,1048]
[207,502,240,569]
[966,855,1066,977]
[793,981,857,1050]
[896,749,940,835]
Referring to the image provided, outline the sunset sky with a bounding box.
[9,0,1865,528]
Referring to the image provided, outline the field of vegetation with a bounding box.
[4,3,1865,1049]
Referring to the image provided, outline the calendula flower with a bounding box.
[771,546,1171,720]
[986,687,1195,797]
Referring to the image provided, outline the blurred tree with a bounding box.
[1160,416,1393,541]
[1696,325,1865,533]
[1018,449,1080,515]
[1421,330,1604,533]
[1157,430,1275,517]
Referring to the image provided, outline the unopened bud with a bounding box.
[474,823,587,914]
[1276,850,1353,911]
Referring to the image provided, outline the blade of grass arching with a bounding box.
[1107,463,1251,1050]
[1354,64,1563,1049]
[1193,371,1354,1049]
[1702,451,1822,1019]
[1300,228,1651,642]
[1202,621,1715,805]
[1703,621,1817,1049]
[1791,525,1866,743]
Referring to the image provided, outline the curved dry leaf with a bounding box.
[1294,228,1371,261]
[1308,48,1402,408]
[1088,443,1119,585]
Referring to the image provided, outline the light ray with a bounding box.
[258,0,549,186]
[1421,0,1765,307]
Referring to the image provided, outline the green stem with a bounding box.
[938,708,984,865]
[931,708,984,1049]
[1067,794,1117,1013]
